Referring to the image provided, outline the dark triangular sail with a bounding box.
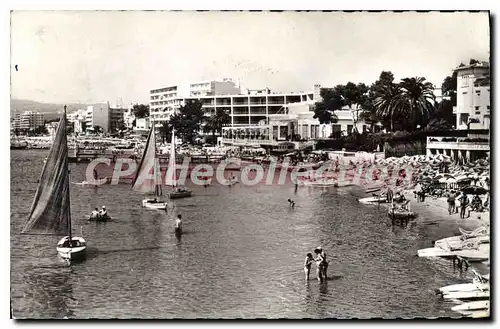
[22,111,71,235]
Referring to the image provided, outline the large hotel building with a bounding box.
[149,78,319,126]
[149,79,376,149]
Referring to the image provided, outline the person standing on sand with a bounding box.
[447,192,456,215]
[459,192,469,219]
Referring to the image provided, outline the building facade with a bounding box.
[86,103,110,132]
[454,62,490,130]
[109,107,126,133]
[67,109,87,134]
[426,61,490,162]
[220,100,377,150]
[149,79,320,127]
[13,111,44,131]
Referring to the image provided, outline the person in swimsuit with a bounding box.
[317,246,328,280]
[304,253,314,281]
[175,214,182,234]
[314,248,325,282]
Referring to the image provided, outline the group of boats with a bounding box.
[20,107,192,262]
[418,225,490,317]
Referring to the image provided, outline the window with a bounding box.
[487,106,490,109]
[475,106,480,111]
[462,91,468,94]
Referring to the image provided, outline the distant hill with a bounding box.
[10,99,91,121]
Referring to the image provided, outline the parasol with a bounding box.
[461,186,488,195]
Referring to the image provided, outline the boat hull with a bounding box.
[142,199,167,209]
[358,197,387,204]
[451,300,489,313]
[417,247,454,258]
[388,210,416,219]
[443,290,489,300]
[56,236,87,261]
[169,191,192,199]
[440,282,489,294]
[435,235,489,251]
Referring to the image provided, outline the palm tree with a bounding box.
[397,77,436,130]
[374,83,402,132]
[204,108,231,145]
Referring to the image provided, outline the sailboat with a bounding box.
[132,119,168,210]
[21,106,87,262]
[166,130,192,199]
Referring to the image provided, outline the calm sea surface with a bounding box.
[11,150,472,319]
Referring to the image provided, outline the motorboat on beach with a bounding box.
[451,300,489,313]
[440,282,489,295]
[443,290,490,301]
[21,106,87,262]
[449,243,490,262]
[358,196,387,204]
[417,247,455,258]
[434,235,489,251]
[169,188,193,199]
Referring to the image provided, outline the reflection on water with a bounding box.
[11,150,470,319]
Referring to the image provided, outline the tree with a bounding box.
[441,70,457,105]
[362,71,395,131]
[374,83,402,132]
[469,58,480,65]
[169,99,205,144]
[434,99,455,127]
[159,120,173,144]
[203,108,231,145]
[396,77,436,131]
[31,125,49,136]
[426,117,453,131]
[338,82,369,133]
[312,88,342,124]
[132,104,150,118]
[93,125,103,134]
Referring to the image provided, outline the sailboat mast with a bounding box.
[64,106,72,242]
[152,119,160,198]
[172,130,176,188]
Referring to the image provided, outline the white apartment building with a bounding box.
[454,62,490,129]
[86,103,111,133]
[221,100,377,149]
[67,109,87,134]
[149,79,320,127]
[13,111,44,131]
[426,61,490,163]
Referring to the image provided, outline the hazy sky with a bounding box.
[11,11,490,105]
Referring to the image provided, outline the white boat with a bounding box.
[451,243,490,262]
[469,310,490,318]
[443,290,490,300]
[165,130,192,199]
[72,177,110,186]
[21,106,87,262]
[358,196,387,204]
[302,179,338,187]
[417,247,454,258]
[435,235,489,251]
[132,121,168,210]
[439,280,489,294]
[451,300,489,313]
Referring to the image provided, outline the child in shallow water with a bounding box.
[304,253,314,281]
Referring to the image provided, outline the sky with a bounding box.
[10,11,490,105]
